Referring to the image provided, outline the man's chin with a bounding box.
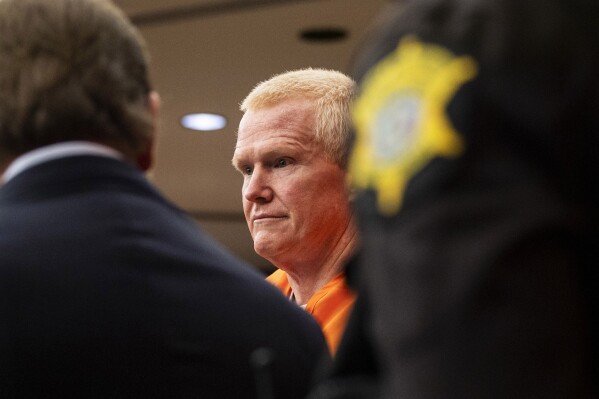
[253,239,285,264]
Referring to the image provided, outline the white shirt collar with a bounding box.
[1,141,122,184]
[289,292,308,309]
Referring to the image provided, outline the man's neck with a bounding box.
[284,218,359,306]
[0,157,13,185]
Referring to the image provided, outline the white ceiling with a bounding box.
[114,0,391,272]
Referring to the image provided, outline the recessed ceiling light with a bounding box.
[299,27,348,43]
[181,113,227,131]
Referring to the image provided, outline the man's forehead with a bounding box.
[238,105,315,141]
[234,131,313,153]
[243,97,315,124]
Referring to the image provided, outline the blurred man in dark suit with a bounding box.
[309,0,598,397]
[0,0,326,397]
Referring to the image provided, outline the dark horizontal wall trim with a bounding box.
[187,210,247,222]
[130,0,319,26]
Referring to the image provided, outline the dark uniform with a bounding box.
[310,0,599,397]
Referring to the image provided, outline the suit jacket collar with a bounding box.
[2,141,122,184]
[0,155,163,207]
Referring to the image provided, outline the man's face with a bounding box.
[232,98,352,269]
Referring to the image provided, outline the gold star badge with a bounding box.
[351,36,478,215]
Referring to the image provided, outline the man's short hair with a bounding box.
[0,0,152,163]
[241,68,356,167]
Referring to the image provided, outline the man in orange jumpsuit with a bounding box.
[232,69,358,354]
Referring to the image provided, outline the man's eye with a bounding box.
[243,166,253,175]
[275,158,288,168]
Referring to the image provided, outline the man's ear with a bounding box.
[345,171,357,202]
[137,91,161,172]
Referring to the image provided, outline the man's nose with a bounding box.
[243,166,273,203]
